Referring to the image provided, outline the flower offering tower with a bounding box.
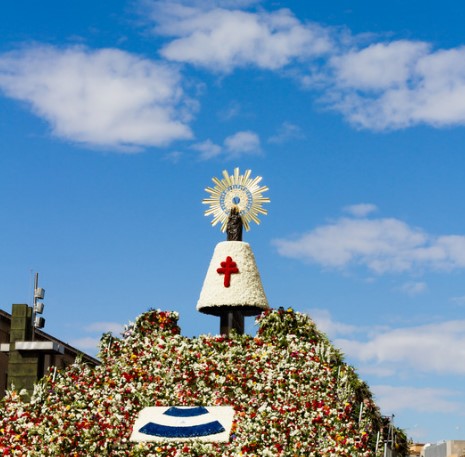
[197,168,270,335]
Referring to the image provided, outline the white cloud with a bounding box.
[310,309,465,379]
[191,131,261,160]
[343,203,377,217]
[150,2,331,72]
[68,337,100,351]
[335,320,465,375]
[268,121,304,144]
[163,150,184,163]
[451,295,465,306]
[330,41,429,91]
[327,41,465,130]
[142,2,465,131]
[372,385,462,414]
[218,100,242,121]
[412,47,465,125]
[399,281,427,296]
[274,212,465,273]
[5,6,465,148]
[308,308,358,337]
[177,0,260,7]
[84,322,124,334]
[69,320,124,354]
[357,365,396,377]
[138,1,465,131]
[224,130,261,157]
[191,139,222,159]
[0,45,194,150]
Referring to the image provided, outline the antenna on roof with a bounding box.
[31,272,46,341]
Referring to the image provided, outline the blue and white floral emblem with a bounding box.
[130,406,235,443]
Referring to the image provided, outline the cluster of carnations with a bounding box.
[0,308,407,456]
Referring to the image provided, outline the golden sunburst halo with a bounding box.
[203,167,270,232]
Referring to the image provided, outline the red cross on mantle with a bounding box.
[217,256,239,287]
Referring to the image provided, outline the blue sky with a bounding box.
[2,0,465,444]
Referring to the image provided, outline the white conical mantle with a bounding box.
[197,241,269,316]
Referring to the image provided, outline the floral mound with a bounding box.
[0,308,408,456]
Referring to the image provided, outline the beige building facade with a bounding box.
[421,441,465,457]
